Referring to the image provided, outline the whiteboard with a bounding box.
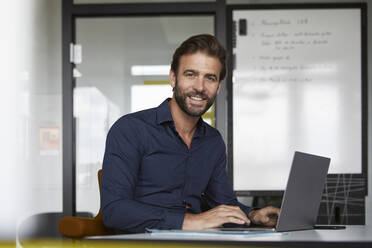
[232,7,364,191]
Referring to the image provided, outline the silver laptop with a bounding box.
[218,151,330,233]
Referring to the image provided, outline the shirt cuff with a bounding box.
[237,203,255,218]
[161,210,185,230]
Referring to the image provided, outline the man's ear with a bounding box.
[170,70,176,88]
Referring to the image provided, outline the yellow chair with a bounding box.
[58,169,115,238]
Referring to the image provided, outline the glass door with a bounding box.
[74,16,214,215]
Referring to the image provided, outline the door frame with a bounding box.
[62,0,227,216]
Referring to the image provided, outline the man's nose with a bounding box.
[193,76,205,92]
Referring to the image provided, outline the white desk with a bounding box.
[87,225,372,247]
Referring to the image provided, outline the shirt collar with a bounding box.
[194,117,206,137]
[156,98,207,136]
[156,98,173,125]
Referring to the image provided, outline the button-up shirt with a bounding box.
[101,98,252,233]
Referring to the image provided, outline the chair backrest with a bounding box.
[58,169,115,238]
[94,169,105,220]
[98,169,103,189]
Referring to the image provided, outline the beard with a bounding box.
[173,78,216,117]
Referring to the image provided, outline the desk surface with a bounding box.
[87,225,372,248]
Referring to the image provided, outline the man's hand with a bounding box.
[248,206,280,227]
[182,205,250,230]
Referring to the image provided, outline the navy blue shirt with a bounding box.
[101,99,252,233]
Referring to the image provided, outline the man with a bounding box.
[101,34,279,233]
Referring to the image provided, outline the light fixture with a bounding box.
[131,65,170,76]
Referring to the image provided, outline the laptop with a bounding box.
[218,151,331,233]
[148,151,330,234]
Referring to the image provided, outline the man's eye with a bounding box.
[207,76,217,82]
[186,73,195,78]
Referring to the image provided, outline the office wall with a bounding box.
[0,0,62,239]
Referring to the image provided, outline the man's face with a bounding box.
[170,52,222,117]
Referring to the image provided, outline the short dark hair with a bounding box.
[171,34,227,81]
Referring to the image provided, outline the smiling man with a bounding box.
[101,34,279,233]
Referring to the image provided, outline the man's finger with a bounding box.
[219,206,250,223]
[225,216,246,225]
[222,210,250,224]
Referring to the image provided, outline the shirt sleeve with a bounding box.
[100,118,185,233]
[204,140,253,218]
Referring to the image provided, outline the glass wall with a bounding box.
[75,16,214,215]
